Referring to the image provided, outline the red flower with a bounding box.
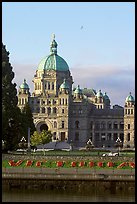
[89,161,94,167]
[117,162,127,168]
[128,162,135,168]
[8,160,23,167]
[79,161,85,167]
[8,160,15,166]
[36,161,42,167]
[57,161,63,167]
[26,160,33,167]
[107,162,114,167]
[71,161,76,167]
[97,162,103,167]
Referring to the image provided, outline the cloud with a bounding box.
[12,62,135,107]
[71,64,135,106]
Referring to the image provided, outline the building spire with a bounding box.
[50,33,57,54]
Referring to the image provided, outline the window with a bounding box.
[75,121,79,129]
[52,82,54,90]
[47,107,51,114]
[101,133,106,141]
[107,133,111,141]
[42,107,45,113]
[53,107,57,114]
[131,109,133,114]
[48,82,50,90]
[127,133,130,141]
[62,121,65,129]
[128,109,130,114]
[108,122,112,129]
[62,109,65,114]
[128,124,130,129]
[113,122,118,129]
[54,121,57,128]
[53,132,56,140]
[113,133,118,141]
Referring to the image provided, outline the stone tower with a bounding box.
[123,92,135,148]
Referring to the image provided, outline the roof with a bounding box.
[126,92,135,102]
[74,85,82,94]
[60,79,69,89]
[20,79,29,89]
[37,34,69,72]
[82,88,96,97]
[96,90,103,98]
[37,141,71,150]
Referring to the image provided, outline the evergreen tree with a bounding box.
[2,43,22,150]
[21,102,36,139]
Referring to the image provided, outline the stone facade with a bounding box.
[17,35,135,149]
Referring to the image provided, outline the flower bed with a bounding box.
[4,159,135,169]
[36,161,42,167]
[79,161,85,167]
[56,161,64,167]
[8,160,23,167]
[26,160,33,167]
[89,161,94,167]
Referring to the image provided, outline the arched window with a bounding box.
[107,122,112,129]
[75,121,79,129]
[54,121,57,128]
[47,107,51,114]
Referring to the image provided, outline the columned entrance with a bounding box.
[40,124,48,132]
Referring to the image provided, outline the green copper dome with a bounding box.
[60,79,69,89]
[103,92,110,101]
[96,90,103,98]
[37,34,69,71]
[20,79,29,89]
[126,92,135,102]
[74,85,82,94]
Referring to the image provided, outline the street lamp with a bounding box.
[2,140,6,151]
[115,137,122,156]
[18,137,27,154]
[70,140,73,151]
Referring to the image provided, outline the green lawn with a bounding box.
[2,159,135,170]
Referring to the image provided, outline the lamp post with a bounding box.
[70,140,73,151]
[2,140,6,151]
[18,137,27,154]
[116,137,122,156]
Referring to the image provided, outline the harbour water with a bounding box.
[2,187,135,202]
